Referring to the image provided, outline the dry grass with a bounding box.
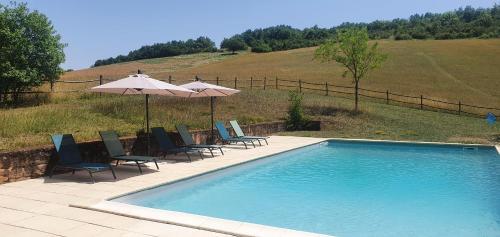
[61,39,500,108]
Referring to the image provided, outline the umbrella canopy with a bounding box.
[90,74,196,154]
[181,81,240,97]
[180,80,240,144]
[91,74,194,96]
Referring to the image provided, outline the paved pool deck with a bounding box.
[0,136,327,237]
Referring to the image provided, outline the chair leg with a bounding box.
[257,139,262,146]
[88,170,95,183]
[48,166,56,178]
[109,166,117,180]
[115,160,120,167]
[251,140,256,148]
[135,161,143,174]
[242,141,248,149]
[219,147,224,155]
[199,151,204,160]
[209,149,214,157]
[154,159,159,170]
[264,138,269,145]
[185,152,192,162]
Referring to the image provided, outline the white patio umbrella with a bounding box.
[90,73,196,154]
[180,78,240,144]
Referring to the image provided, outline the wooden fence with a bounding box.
[6,74,500,118]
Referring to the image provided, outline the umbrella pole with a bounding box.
[146,94,150,156]
[210,96,214,145]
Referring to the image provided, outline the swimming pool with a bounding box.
[113,140,500,237]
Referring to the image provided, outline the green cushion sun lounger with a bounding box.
[151,127,204,162]
[215,121,258,149]
[229,120,269,145]
[176,124,224,157]
[50,134,116,183]
[99,131,159,174]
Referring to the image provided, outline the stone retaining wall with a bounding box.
[0,121,311,184]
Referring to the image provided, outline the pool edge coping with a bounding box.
[70,136,499,237]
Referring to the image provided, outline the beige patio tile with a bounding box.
[14,215,85,236]
[59,223,116,237]
[44,206,115,224]
[0,207,36,224]
[0,194,48,212]
[0,223,58,237]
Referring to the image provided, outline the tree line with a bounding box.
[92,37,216,67]
[95,4,499,66]
[222,5,500,53]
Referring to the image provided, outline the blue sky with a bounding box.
[3,0,496,69]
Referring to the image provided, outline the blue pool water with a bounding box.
[114,141,500,237]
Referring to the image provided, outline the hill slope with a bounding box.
[62,39,500,108]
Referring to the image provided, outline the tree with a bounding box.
[220,37,247,54]
[0,2,65,104]
[314,27,387,112]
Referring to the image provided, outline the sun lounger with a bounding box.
[176,124,224,157]
[215,121,257,149]
[50,134,116,183]
[99,131,159,173]
[229,120,269,145]
[151,127,204,162]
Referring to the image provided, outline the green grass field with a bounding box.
[1,39,499,151]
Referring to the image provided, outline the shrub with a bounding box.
[395,33,413,40]
[285,91,309,130]
[251,41,272,53]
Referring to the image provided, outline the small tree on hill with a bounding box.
[220,37,247,54]
[285,90,308,130]
[314,27,386,112]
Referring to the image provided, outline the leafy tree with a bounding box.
[0,2,65,104]
[251,40,272,53]
[315,28,387,112]
[220,37,247,54]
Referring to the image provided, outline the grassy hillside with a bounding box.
[2,39,499,151]
[1,89,498,151]
[62,39,500,108]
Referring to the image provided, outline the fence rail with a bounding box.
[4,73,500,118]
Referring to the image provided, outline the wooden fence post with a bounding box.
[216,76,219,85]
[234,77,237,89]
[275,76,278,89]
[299,80,302,93]
[99,75,103,97]
[325,82,329,96]
[420,95,423,110]
[168,75,172,84]
[264,77,267,90]
[50,81,54,92]
[458,101,461,115]
[250,77,253,89]
[386,90,389,104]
